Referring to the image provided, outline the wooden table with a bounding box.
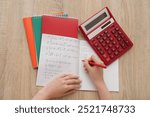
[0,0,150,99]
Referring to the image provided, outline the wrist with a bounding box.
[33,87,53,100]
[95,80,106,90]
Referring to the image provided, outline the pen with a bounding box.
[82,60,107,69]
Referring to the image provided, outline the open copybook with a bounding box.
[36,34,119,91]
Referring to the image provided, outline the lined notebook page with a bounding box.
[79,40,119,91]
[36,34,79,86]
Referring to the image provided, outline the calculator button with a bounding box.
[125,40,129,45]
[110,24,115,28]
[107,34,111,37]
[93,42,99,47]
[114,50,119,55]
[114,34,118,38]
[99,39,104,43]
[103,54,107,58]
[110,37,114,41]
[99,50,104,55]
[112,40,116,45]
[120,42,126,48]
[108,49,112,55]
[102,42,106,47]
[122,45,127,49]
[118,47,123,52]
[118,31,122,35]
[103,36,107,40]
[112,30,116,34]
[92,39,96,43]
[106,57,110,62]
[111,46,116,51]
[121,34,125,38]
[104,31,108,34]
[96,35,101,39]
[115,44,120,49]
[97,47,101,51]
[105,46,109,51]
[115,27,119,31]
[106,40,110,44]
[110,54,114,59]
[117,37,121,41]
[108,43,113,48]
[100,33,104,37]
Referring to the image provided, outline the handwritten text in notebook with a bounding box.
[37,34,119,91]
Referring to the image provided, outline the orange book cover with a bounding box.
[23,17,38,68]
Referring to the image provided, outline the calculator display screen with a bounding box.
[85,12,107,31]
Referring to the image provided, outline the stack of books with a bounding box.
[23,12,77,68]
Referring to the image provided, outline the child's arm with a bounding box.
[83,55,111,100]
[33,74,81,100]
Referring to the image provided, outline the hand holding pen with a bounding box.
[82,55,111,100]
[82,55,106,85]
[82,60,106,68]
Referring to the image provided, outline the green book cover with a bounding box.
[32,16,42,63]
[32,14,68,64]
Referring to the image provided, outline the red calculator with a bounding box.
[79,7,133,66]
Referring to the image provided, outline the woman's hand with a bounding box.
[83,55,105,87]
[33,74,81,100]
[83,55,111,100]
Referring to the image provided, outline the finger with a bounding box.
[64,89,77,96]
[83,59,92,70]
[63,74,79,80]
[82,56,91,62]
[87,56,92,61]
[83,65,88,72]
[67,84,81,90]
[66,78,81,85]
[55,73,69,78]
[84,68,88,73]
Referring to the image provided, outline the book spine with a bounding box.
[23,17,38,68]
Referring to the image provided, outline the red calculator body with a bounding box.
[79,7,133,66]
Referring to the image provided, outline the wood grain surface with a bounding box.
[0,0,150,99]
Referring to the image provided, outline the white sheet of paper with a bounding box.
[79,40,119,91]
[37,34,119,91]
[36,34,79,86]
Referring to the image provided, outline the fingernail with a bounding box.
[82,60,85,62]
